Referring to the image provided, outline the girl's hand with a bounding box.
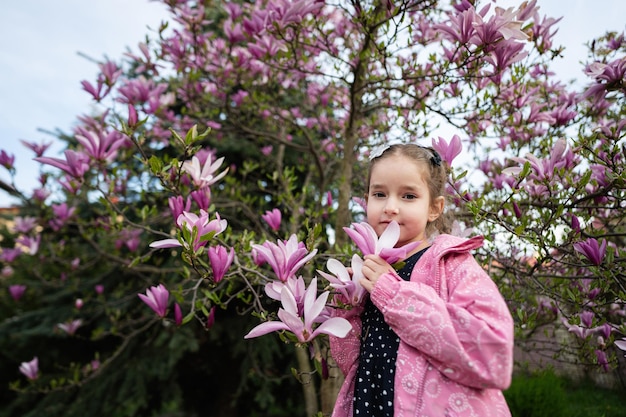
[360,254,394,292]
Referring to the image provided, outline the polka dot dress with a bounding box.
[353,247,428,416]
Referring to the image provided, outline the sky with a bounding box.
[0,1,624,206]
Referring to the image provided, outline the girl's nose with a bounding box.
[384,204,399,215]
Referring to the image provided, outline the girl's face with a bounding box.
[366,154,443,251]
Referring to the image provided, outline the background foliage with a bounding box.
[1,0,625,416]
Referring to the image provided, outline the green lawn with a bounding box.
[504,370,625,417]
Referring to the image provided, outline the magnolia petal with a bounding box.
[311,317,352,339]
[277,308,306,341]
[280,286,299,316]
[243,320,289,339]
[377,221,400,252]
[149,238,182,248]
[326,258,350,283]
[305,290,329,329]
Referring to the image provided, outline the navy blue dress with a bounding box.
[353,247,428,416]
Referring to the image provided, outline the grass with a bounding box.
[560,378,625,417]
[504,370,625,417]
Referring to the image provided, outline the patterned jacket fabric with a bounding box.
[330,234,513,417]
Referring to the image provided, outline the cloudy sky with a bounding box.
[0,1,624,205]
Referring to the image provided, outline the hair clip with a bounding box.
[369,144,391,160]
[430,151,442,167]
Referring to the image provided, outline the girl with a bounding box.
[330,144,513,417]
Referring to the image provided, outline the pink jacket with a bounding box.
[330,234,513,417]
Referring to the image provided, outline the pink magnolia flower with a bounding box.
[95,284,104,295]
[251,234,318,282]
[115,228,142,252]
[432,135,462,166]
[9,284,27,301]
[207,245,235,283]
[206,306,216,330]
[190,189,211,210]
[149,210,227,251]
[57,319,83,335]
[12,216,38,234]
[244,278,351,343]
[574,238,607,266]
[262,208,282,231]
[595,349,610,372]
[342,221,421,265]
[75,129,128,163]
[20,139,53,157]
[182,154,229,189]
[19,357,39,380]
[503,138,574,181]
[49,203,76,231]
[81,79,105,101]
[70,257,80,270]
[138,284,169,318]
[174,303,183,326]
[317,255,366,307]
[264,276,307,315]
[168,195,192,222]
[0,150,15,171]
[35,149,90,179]
[0,247,22,263]
[127,104,138,127]
[16,234,41,255]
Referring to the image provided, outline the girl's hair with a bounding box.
[367,144,453,235]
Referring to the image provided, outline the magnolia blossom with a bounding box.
[150,210,227,251]
[342,221,421,265]
[15,235,41,255]
[115,229,142,252]
[207,245,235,282]
[573,237,607,266]
[0,150,15,170]
[251,234,318,282]
[0,248,22,263]
[432,135,462,166]
[261,208,282,231]
[49,203,76,231]
[57,319,83,335]
[19,357,39,380]
[244,278,351,343]
[561,315,613,340]
[35,149,90,179]
[317,255,366,307]
[168,195,192,221]
[206,306,216,330]
[75,129,128,163]
[138,284,169,318]
[12,216,38,234]
[174,303,183,326]
[9,284,27,301]
[265,275,307,315]
[503,138,574,181]
[182,154,229,189]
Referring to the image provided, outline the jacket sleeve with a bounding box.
[328,303,363,377]
[370,252,514,390]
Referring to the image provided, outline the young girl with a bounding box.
[330,144,513,417]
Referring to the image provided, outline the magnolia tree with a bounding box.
[1,0,625,415]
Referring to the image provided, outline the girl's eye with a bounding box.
[371,192,386,198]
[403,194,417,200]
